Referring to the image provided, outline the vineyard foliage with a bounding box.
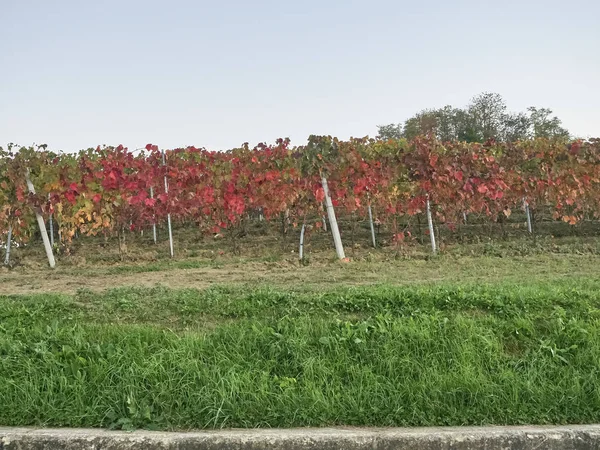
[1,137,600,251]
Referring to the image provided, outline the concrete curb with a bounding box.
[2,425,600,449]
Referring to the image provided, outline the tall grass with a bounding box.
[1,281,600,430]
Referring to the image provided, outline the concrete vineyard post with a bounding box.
[322,215,327,232]
[367,195,376,248]
[150,186,157,244]
[299,222,306,262]
[523,197,532,234]
[161,150,174,258]
[426,194,437,254]
[25,169,56,268]
[167,209,174,257]
[3,224,12,266]
[48,193,54,247]
[321,176,345,260]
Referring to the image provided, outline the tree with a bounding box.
[377,92,571,143]
[434,106,458,142]
[398,106,482,143]
[528,107,570,139]
[501,112,531,142]
[402,110,438,140]
[468,92,507,141]
[433,106,482,143]
[376,123,402,140]
[453,108,481,143]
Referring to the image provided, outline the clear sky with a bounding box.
[1,0,599,152]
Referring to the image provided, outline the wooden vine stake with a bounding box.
[426,194,437,254]
[25,169,56,268]
[321,176,345,259]
[161,150,174,258]
[3,224,12,266]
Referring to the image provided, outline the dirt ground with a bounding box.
[3,220,600,295]
[2,251,599,295]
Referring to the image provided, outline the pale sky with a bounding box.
[1,0,599,152]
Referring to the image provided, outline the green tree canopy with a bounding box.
[377,92,570,143]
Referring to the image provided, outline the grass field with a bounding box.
[1,220,600,430]
[2,279,600,430]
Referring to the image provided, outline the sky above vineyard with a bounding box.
[1,0,599,153]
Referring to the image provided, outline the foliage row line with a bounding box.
[1,136,599,250]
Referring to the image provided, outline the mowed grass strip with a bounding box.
[1,280,600,430]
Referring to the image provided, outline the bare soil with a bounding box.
[1,252,598,295]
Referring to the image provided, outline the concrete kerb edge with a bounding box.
[1,425,600,449]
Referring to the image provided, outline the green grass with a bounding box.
[1,281,600,430]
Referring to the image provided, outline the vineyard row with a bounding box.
[1,136,599,266]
